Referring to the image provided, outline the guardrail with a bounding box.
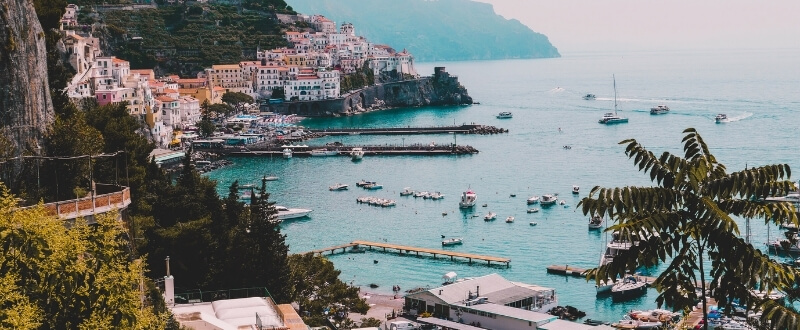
[18,184,131,222]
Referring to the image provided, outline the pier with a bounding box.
[306,240,511,267]
[225,144,479,156]
[307,124,507,136]
[546,265,710,287]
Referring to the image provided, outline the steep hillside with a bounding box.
[289,0,560,61]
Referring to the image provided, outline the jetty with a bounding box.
[308,124,507,136]
[306,240,510,267]
[546,265,710,287]
[225,144,479,156]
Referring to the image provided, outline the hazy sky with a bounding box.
[474,0,800,53]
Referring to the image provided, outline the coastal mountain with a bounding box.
[288,0,560,62]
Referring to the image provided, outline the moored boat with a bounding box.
[414,191,429,198]
[275,205,312,221]
[598,75,628,125]
[282,148,293,159]
[505,216,515,223]
[350,147,364,160]
[583,93,596,100]
[540,194,558,206]
[527,208,540,213]
[329,183,349,191]
[428,192,445,200]
[356,180,375,187]
[400,187,415,196]
[588,214,603,230]
[459,189,477,208]
[310,148,339,157]
[364,183,383,190]
[572,185,580,194]
[611,275,647,301]
[441,238,463,246]
[526,195,540,204]
[496,111,513,119]
[649,104,670,114]
[484,212,497,221]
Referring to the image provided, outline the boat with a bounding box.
[428,192,445,200]
[274,205,312,221]
[310,148,339,157]
[505,216,515,223]
[329,183,349,191]
[588,214,603,230]
[350,147,364,160]
[484,212,497,221]
[572,185,580,194]
[540,194,558,206]
[496,111,513,119]
[598,75,629,124]
[348,246,367,253]
[527,208,539,213]
[400,187,415,196]
[413,191,429,198]
[559,200,567,206]
[596,231,637,293]
[611,319,662,329]
[529,222,538,226]
[459,189,477,208]
[715,113,728,123]
[611,275,647,300]
[356,180,375,187]
[650,104,670,115]
[364,183,383,190]
[526,195,540,204]
[282,148,293,159]
[263,175,279,181]
[481,203,488,207]
[441,238,463,246]
[583,93,596,100]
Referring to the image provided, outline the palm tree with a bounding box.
[579,128,800,329]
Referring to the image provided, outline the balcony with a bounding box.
[19,184,132,223]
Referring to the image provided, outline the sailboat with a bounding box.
[598,75,629,124]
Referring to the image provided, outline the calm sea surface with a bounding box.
[207,49,800,322]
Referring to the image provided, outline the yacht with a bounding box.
[400,187,415,196]
[598,75,628,125]
[611,275,647,301]
[596,232,636,293]
[329,183,349,191]
[572,185,580,194]
[274,205,312,221]
[350,147,365,160]
[496,111,513,119]
[483,212,497,221]
[310,148,339,157]
[505,216,515,223]
[459,189,477,208]
[282,148,293,159]
[650,105,670,115]
[526,195,540,204]
[441,238,463,246]
[583,93,596,100]
[715,114,728,123]
[540,194,558,206]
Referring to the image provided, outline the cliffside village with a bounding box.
[59,4,417,148]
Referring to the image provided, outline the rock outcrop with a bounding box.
[0,0,54,156]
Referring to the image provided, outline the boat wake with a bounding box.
[547,87,566,94]
[720,112,753,122]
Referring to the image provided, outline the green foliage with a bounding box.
[360,317,382,327]
[241,0,293,13]
[270,87,285,100]
[0,183,171,328]
[222,92,254,113]
[41,113,104,201]
[579,128,800,329]
[287,253,369,326]
[289,0,560,61]
[339,64,375,93]
[33,0,67,32]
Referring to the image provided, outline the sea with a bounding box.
[206,48,800,323]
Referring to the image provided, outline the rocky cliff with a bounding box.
[0,0,54,156]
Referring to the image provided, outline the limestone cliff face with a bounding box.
[0,0,54,155]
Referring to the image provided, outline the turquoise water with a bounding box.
[206,49,800,323]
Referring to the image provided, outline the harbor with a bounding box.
[305,240,511,267]
[225,144,480,157]
[307,124,507,136]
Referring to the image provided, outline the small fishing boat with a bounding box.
[715,113,728,123]
[526,196,540,204]
[588,214,603,230]
[441,238,463,246]
[329,183,349,191]
[413,191,429,198]
[282,148,293,159]
[484,212,497,221]
[459,189,477,208]
[356,180,374,187]
[496,111,513,119]
[529,222,538,226]
[364,183,383,190]
[505,216,515,223]
[351,147,364,160]
[527,208,540,213]
[540,194,558,206]
[428,192,445,200]
[583,93,596,100]
[649,105,670,115]
[263,175,279,181]
[400,187,415,196]
[481,203,488,207]
[572,185,580,194]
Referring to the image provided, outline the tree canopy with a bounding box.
[579,128,800,329]
[221,92,255,114]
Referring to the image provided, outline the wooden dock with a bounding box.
[547,265,710,287]
[305,240,511,267]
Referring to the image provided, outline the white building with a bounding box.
[170,296,308,330]
[404,274,560,330]
[179,96,201,129]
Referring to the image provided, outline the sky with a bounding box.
[474,0,800,53]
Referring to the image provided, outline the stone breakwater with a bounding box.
[266,67,473,117]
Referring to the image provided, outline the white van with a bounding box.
[385,320,419,330]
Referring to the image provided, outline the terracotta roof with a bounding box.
[111,57,128,63]
[177,78,206,83]
[213,86,226,91]
[164,88,178,93]
[156,96,176,102]
[212,64,241,70]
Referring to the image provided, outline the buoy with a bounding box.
[373,260,379,264]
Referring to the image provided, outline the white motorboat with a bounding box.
[400,187,415,196]
[715,113,728,123]
[496,111,513,119]
[583,93,596,100]
[596,232,637,293]
[527,208,539,213]
[274,205,312,221]
[428,192,445,200]
[441,238,463,246]
[529,222,538,226]
[459,189,477,208]
[650,104,670,115]
[484,212,497,221]
[588,214,603,230]
[540,194,558,206]
[572,185,580,194]
[505,216,515,223]
[364,183,383,190]
[413,191,429,198]
[526,195,540,204]
[282,148,293,159]
[263,175,279,181]
[598,75,628,125]
[350,147,364,160]
[611,275,647,300]
[310,148,339,157]
[612,319,662,329]
[329,183,349,191]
